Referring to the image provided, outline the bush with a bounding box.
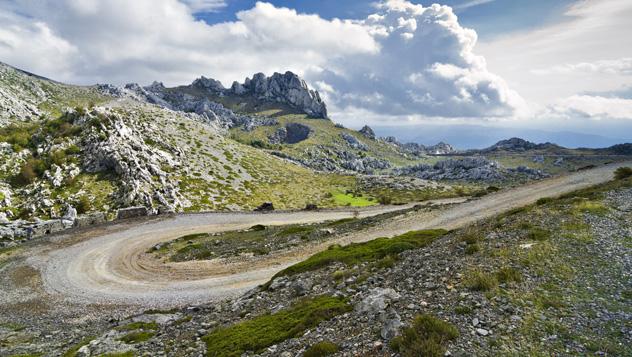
[203,296,350,357]
[464,270,498,291]
[527,227,550,241]
[272,229,446,278]
[465,243,479,255]
[496,266,522,283]
[14,158,47,185]
[76,196,92,214]
[536,197,554,206]
[378,195,393,205]
[304,341,339,357]
[614,167,632,180]
[390,314,459,357]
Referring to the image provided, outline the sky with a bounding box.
[1,0,631,146]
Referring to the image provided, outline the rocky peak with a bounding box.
[487,137,538,152]
[233,71,328,119]
[192,76,225,93]
[427,142,456,155]
[359,125,376,140]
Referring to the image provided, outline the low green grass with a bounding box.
[303,341,339,357]
[203,296,351,357]
[271,229,447,279]
[118,331,155,344]
[115,322,158,332]
[331,191,376,207]
[527,227,551,241]
[464,270,498,291]
[390,314,459,357]
[496,266,523,284]
[61,336,95,357]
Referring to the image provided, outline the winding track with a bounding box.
[34,162,631,307]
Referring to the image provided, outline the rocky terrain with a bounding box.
[395,157,548,182]
[1,168,629,357]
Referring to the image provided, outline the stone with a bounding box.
[0,212,9,225]
[356,288,400,317]
[476,328,490,336]
[341,132,368,151]
[254,202,274,212]
[380,309,402,340]
[116,206,149,220]
[359,125,376,140]
[290,279,312,297]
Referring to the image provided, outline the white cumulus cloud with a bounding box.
[532,57,632,76]
[0,0,523,121]
[310,2,525,118]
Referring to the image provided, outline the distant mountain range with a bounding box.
[371,124,630,150]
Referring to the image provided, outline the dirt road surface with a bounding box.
[3,161,631,310]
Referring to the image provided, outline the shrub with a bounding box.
[15,158,47,185]
[378,195,392,205]
[536,197,554,206]
[272,229,446,278]
[614,167,632,180]
[390,314,459,357]
[203,296,350,357]
[460,229,481,245]
[49,150,67,166]
[464,270,498,291]
[76,196,92,214]
[465,243,479,255]
[304,341,339,357]
[496,266,522,283]
[527,227,550,241]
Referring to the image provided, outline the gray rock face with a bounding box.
[116,206,149,220]
[427,142,456,155]
[236,71,328,118]
[359,125,376,140]
[269,123,312,144]
[341,133,368,151]
[397,157,548,181]
[356,288,400,317]
[82,108,182,211]
[110,71,328,126]
[397,157,505,181]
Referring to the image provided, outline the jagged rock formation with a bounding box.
[82,108,183,210]
[479,137,561,153]
[105,82,275,131]
[359,125,376,140]
[272,145,390,174]
[106,71,328,128]
[341,132,368,151]
[234,72,328,118]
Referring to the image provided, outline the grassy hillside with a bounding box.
[230,112,424,169]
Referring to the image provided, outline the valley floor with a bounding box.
[0,162,631,356]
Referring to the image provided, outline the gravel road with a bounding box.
[12,161,632,308]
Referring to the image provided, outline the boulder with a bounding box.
[356,288,401,318]
[359,125,376,140]
[74,212,107,228]
[116,206,149,220]
[254,202,274,212]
